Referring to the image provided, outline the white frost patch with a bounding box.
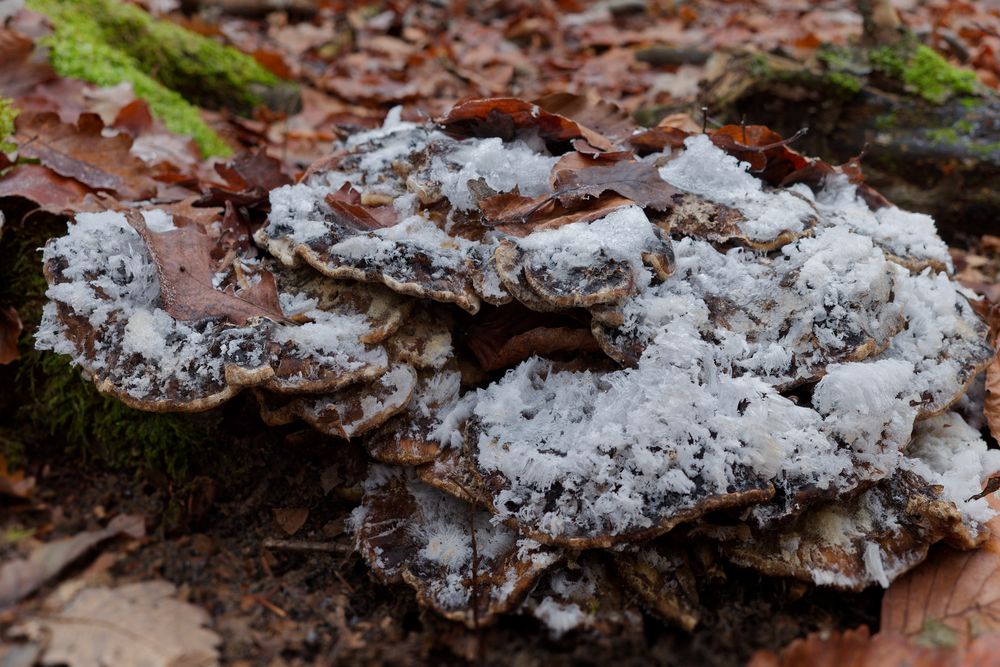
[429,137,558,210]
[517,204,657,280]
[659,134,815,242]
[815,175,951,270]
[533,598,587,638]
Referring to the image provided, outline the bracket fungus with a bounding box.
[35,96,1000,635]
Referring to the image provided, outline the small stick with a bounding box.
[701,106,709,134]
[262,537,351,554]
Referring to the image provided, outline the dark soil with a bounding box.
[1,395,882,666]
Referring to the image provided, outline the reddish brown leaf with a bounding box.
[533,92,636,145]
[880,493,1000,647]
[196,149,292,208]
[551,160,678,210]
[987,357,1000,443]
[273,508,309,536]
[127,212,286,325]
[13,112,157,200]
[438,97,614,152]
[323,195,398,231]
[0,28,56,98]
[710,125,810,185]
[0,305,21,365]
[748,625,1000,667]
[0,164,95,213]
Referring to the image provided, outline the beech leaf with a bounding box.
[127,212,287,325]
[13,112,157,201]
[880,493,1000,647]
[551,160,679,210]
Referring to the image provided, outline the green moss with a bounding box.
[748,53,773,79]
[903,45,977,104]
[0,98,15,153]
[0,218,216,479]
[868,44,907,79]
[926,127,959,145]
[874,110,897,130]
[870,40,978,104]
[26,0,293,156]
[826,71,864,95]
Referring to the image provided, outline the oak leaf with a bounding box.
[127,212,286,325]
[13,112,157,201]
[13,580,220,667]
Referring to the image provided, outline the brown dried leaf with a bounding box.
[438,96,613,152]
[273,507,309,536]
[880,493,1000,647]
[465,303,600,372]
[196,149,292,208]
[128,212,286,325]
[551,160,678,211]
[532,92,636,146]
[986,356,1000,442]
[14,112,157,200]
[0,164,95,214]
[0,514,145,608]
[12,580,220,667]
[747,626,1000,667]
[0,305,21,365]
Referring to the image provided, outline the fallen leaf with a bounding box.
[273,507,309,536]
[987,357,1000,443]
[13,580,220,667]
[438,96,614,152]
[551,160,678,210]
[0,305,21,364]
[0,164,95,214]
[127,211,287,325]
[13,112,157,201]
[196,148,292,209]
[880,493,1000,647]
[0,27,56,98]
[0,514,144,608]
[747,625,1000,667]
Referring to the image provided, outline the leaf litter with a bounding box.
[5,0,1000,662]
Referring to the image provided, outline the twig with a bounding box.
[262,537,351,554]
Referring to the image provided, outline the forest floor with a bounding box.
[2,1,1000,665]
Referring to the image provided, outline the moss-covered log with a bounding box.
[687,42,1000,238]
[26,0,300,156]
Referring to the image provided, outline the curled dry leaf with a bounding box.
[0,455,34,500]
[12,580,220,667]
[438,96,614,152]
